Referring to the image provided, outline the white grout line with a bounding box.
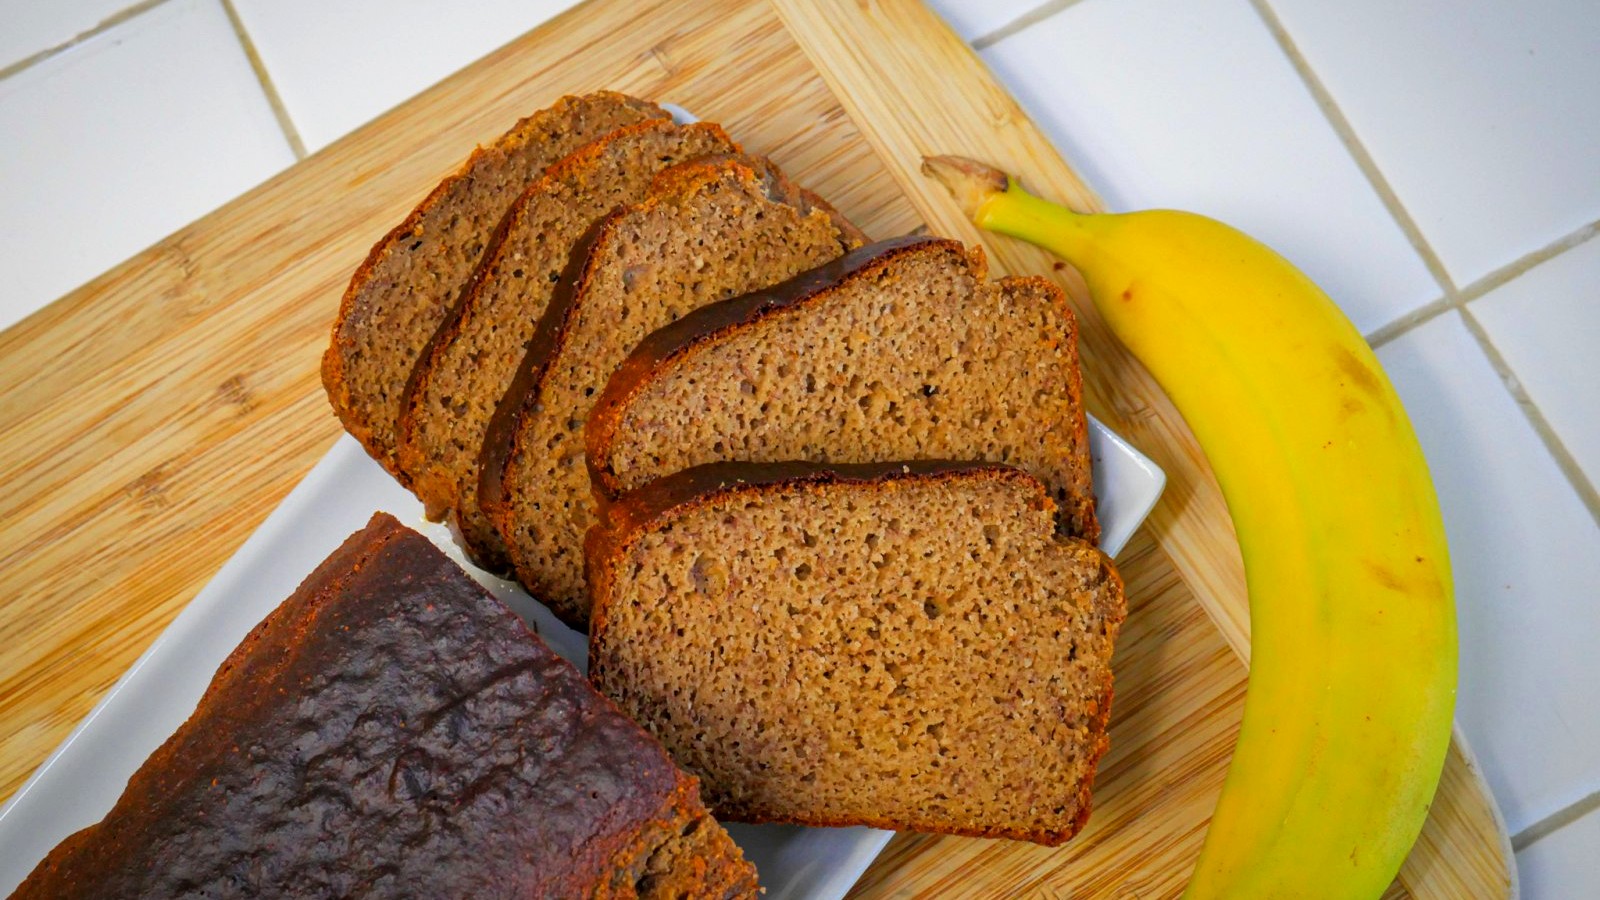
[1513,786,1600,852]
[0,0,175,83]
[1248,0,1460,295]
[219,0,307,160]
[1364,295,1452,349]
[1458,219,1600,305]
[971,0,1092,50]
[1364,218,1600,348]
[0,0,309,161]
[1459,308,1600,527]
[1450,220,1600,535]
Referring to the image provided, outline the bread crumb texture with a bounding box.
[590,466,1125,844]
[325,91,665,470]
[592,238,1099,542]
[498,156,859,624]
[398,120,736,568]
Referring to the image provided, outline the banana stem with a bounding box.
[920,154,1097,265]
[977,182,1096,263]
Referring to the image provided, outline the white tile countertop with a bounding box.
[1,0,1596,893]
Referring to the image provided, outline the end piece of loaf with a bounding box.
[15,513,758,899]
[587,461,1125,845]
[586,235,1099,541]
[397,118,739,570]
[323,91,666,476]
[481,154,864,627]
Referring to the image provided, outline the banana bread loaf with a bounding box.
[480,154,864,627]
[586,235,1099,541]
[586,461,1125,844]
[397,119,739,571]
[323,91,666,476]
[14,513,758,899]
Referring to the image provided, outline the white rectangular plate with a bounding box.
[0,418,1162,897]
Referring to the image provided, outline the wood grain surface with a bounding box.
[0,0,1514,895]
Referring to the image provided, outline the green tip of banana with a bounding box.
[920,155,1009,220]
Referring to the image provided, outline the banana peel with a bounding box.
[923,155,1457,898]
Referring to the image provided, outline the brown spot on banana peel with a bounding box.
[920,155,1008,220]
[1365,560,1404,592]
[1333,345,1383,398]
[1331,344,1411,432]
[1366,556,1448,601]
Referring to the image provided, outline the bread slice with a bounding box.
[587,235,1100,541]
[323,91,666,476]
[480,155,865,626]
[396,119,739,570]
[15,513,758,898]
[586,461,1125,844]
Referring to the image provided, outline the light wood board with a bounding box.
[0,0,1514,895]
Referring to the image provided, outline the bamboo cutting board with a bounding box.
[0,0,1514,896]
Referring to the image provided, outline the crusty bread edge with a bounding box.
[15,513,412,889]
[391,176,537,511]
[475,208,615,552]
[394,118,737,519]
[478,155,780,526]
[478,155,863,603]
[585,460,1052,654]
[584,240,1100,542]
[617,775,762,897]
[999,272,1100,543]
[584,235,967,499]
[321,91,666,478]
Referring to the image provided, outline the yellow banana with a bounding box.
[923,156,1456,898]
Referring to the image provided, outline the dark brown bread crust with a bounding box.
[588,458,998,555]
[322,91,666,479]
[15,513,757,899]
[586,461,1124,845]
[584,236,1099,542]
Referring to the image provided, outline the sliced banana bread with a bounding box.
[15,513,758,898]
[587,235,1100,541]
[586,461,1125,844]
[480,155,865,626]
[323,91,666,476]
[397,119,739,570]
